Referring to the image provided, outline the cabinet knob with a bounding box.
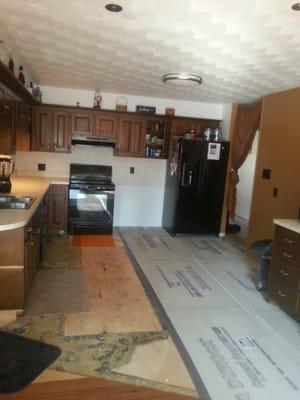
[283,252,292,259]
[280,269,288,276]
[277,290,286,298]
[284,238,294,244]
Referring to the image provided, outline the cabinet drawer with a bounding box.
[268,276,298,317]
[273,243,300,268]
[271,256,300,290]
[275,225,300,255]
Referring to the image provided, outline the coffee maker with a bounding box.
[0,155,14,193]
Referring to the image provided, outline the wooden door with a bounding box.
[95,113,118,139]
[72,112,94,137]
[32,107,53,151]
[117,117,146,156]
[53,111,71,153]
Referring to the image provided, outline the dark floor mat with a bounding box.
[0,331,61,394]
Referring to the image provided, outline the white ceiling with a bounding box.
[1,0,300,104]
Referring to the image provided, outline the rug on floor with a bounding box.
[72,235,115,247]
[0,330,61,394]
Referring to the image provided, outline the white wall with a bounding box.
[236,132,259,221]
[220,103,233,140]
[16,85,225,226]
[40,85,223,119]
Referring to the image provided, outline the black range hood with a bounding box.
[71,136,116,147]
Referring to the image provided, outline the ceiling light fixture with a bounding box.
[291,2,300,10]
[162,73,203,87]
[105,3,123,12]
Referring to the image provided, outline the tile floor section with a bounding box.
[119,228,300,400]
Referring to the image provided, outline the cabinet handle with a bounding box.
[280,269,288,276]
[35,227,41,234]
[26,227,33,233]
[284,238,294,244]
[283,252,292,259]
[277,290,286,298]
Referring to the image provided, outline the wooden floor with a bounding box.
[0,377,196,400]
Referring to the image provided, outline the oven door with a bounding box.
[68,185,114,235]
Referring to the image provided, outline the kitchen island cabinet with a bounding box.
[268,220,300,321]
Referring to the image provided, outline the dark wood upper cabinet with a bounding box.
[117,117,146,156]
[71,112,94,137]
[32,107,52,151]
[32,106,71,153]
[15,102,31,152]
[0,99,15,154]
[95,113,118,139]
[53,111,71,153]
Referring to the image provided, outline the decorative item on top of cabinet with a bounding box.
[145,118,166,158]
[18,65,25,85]
[268,224,300,321]
[47,184,68,234]
[116,96,127,112]
[116,115,146,157]
[93,91,102,109]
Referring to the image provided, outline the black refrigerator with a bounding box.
[162,137,229,235]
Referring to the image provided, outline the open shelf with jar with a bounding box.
[145,118,166,158]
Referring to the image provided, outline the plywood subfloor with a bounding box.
[0,233,196,397]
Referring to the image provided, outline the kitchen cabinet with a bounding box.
[24,204,42,295]
[15,101,32,151]
[53,111,71,152]
[48,184,68,234]
[0,203,43,309]
[145,118,166,158]
[116,116,146,156]
[71,111,94,137]
[268,224,300,321]
[168,117,219,136]
[95,113,118,139]
[32,106,71,153]
[0,99,15,154]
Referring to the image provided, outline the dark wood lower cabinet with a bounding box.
[47,184,68,234]
[268,224,300,321]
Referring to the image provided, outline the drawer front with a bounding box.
[268,276,298,317]
[275,225,300,256]
[271,256,300,290]
[273,243,300,268]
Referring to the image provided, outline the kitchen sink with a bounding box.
[0,195,35,209]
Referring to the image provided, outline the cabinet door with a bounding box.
[72,112,94,137]
[0,100,14,154]
[53,111,71,153]
[95,113,118,139]
[15,102,31,151]
[48,184,68,233]
[117,117,146,156]
[32,107,53,151]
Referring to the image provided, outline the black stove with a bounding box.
[68,164,115,235]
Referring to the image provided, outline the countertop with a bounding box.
[0,176,68,232]
[273,219,300,234]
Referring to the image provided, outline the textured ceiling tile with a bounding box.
[0,0,300,103]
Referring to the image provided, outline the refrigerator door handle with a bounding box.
[181,163,194,187]
[197,161,205,195]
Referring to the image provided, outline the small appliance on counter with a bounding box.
[0,155,14,193]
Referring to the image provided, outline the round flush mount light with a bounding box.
[291,2,300,10]
[105,3,123,12]
[162,73,203,87]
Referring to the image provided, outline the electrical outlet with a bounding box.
[38,163,46,171]
[130,167,135,174]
